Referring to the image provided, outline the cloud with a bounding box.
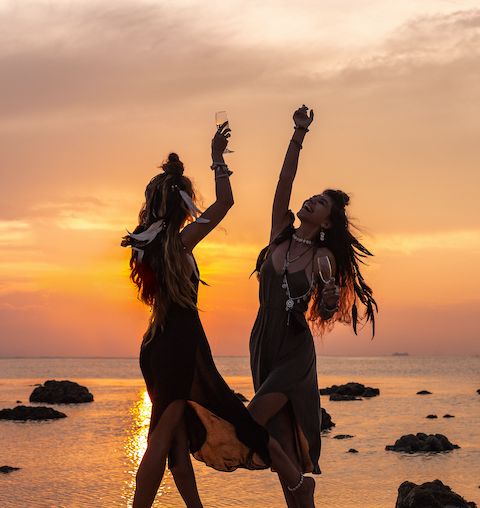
[1,4,478,124]
[371,229,480,255]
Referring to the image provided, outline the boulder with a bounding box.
[386,433,459,453]
[0,466,20,474]
[426,414,438,419]
[416,390,432,395]
[333,434,354,439]
[347,448,359,453]
[29,380,93,404]
[320,407,335,431]
[329,394,362,401]
[396,479,476,508]
[0,405,67,420]
[320,382,380,399]
[443,414,455,418]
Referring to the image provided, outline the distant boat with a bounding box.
[392,352,409,356]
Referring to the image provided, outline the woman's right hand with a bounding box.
[211,122,231,157]
[293,105,314,130]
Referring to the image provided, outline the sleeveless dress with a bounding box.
[139,256,270,472]
[249,251,322,474]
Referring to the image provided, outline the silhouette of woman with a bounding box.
[248,105,377,507]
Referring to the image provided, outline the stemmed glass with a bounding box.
[317,256,333,284]
[215,111,234,153]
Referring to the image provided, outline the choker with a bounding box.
[292,233,313,245]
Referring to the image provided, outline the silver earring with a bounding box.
[320,231,325,241]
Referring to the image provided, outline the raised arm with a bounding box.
[181,124,234,251]
[270,105,314,242]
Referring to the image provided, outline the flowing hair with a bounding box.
[121,153,198,337]
[253,189,378,336]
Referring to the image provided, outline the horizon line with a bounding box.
[1,354,478,360]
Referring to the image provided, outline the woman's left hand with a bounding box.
[212,122,231,156]
[321,278,340,308]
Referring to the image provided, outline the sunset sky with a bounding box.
[1,0,479,357]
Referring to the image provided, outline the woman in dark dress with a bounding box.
[122,126,272,508]
[248,105,378,507]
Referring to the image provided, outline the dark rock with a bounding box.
[232,391,248,402]
[320,407,335,431]
[319,382,380,398]
[386,433,459,453]
[0,405,67,420]
[396,479,477,508]
[426,414,438,419]
[16,400,21,403]
[29,380,93,404]
[333,434,354,439]
[443,414,455,418]
[329,393,362,401]
[477,389,480,395]
[362,387,380,397]
[416,390,432,395]
[347,448,359,453]
[0,466,20,474]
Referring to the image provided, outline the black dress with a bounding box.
[250,251,322,474]
[139,256,270,472]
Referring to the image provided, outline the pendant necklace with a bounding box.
[281,237,315,321]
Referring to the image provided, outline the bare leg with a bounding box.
[169,419,203,508]
[276,407,306,508]
[248,393,315,508]
[133,400,186,508]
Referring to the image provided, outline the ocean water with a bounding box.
[0,356,478,508]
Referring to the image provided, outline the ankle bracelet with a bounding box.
[287,473,304,492]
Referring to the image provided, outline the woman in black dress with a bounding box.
[248,105,377,507]
[122,126,272,508]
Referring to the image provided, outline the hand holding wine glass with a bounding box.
[212,121,231,157]
[318,255,339,309]
[215,111,234,153]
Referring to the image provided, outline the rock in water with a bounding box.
[0,466,21,474]
[329,394,362,401]
[29,380,93,404]
[0,405,67,420]
[386,433,459,453]
[320,407,335,431]
[319,382,380,398]
[396,479,477,508]
[416,390,432,395]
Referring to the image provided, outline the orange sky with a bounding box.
[1,1,479,357]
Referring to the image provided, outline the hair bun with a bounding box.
[162,152,184,176]
[338,191,350,206]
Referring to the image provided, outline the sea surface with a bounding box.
[0,356,478,508]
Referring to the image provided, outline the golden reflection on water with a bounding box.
[123,389,175,507]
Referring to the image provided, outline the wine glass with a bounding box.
[317,256,333,284]
[215,111,234,153]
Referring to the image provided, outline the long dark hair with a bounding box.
[254,189,378,336]
[121,153,198,331]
